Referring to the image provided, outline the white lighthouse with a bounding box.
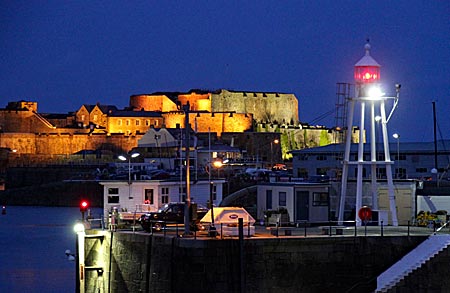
[338,41,400,226]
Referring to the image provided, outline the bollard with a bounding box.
[304,223,307,238]
[407,221,410,236]
[381,220,384,237]
[354,220,357,237]
[329,222,332,236]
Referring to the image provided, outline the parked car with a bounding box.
[139,202,208,232]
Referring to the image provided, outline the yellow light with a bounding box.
[212,160,223,168]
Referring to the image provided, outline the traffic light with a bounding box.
[80,200,89,213]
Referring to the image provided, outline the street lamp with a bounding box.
[74,221,86,293]
[393,133,400,178]
[270,139,279,168]
[207,158,223,237]
[118,152,140,198]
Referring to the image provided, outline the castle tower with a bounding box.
[338,41,400,226]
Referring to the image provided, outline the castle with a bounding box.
[0,89,358,167]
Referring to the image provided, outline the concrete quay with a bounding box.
[79,223,447,292]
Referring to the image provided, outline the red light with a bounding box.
[80,200,89,212]
[354,66,380,83]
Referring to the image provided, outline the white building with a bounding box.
[100,179,224,220]
[257,182,331,224]
[290,141,450,181]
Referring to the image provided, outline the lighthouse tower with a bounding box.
[338,41,400,226]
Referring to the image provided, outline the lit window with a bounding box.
[93,115,98,121]
[145,189,154,204]
[118,119,122,126]
[146,120,150,126]
[126,120,130,126]
[136,120,140,126]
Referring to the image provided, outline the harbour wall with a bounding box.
[83,231,427,292]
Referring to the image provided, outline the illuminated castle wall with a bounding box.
[0,89,357,165]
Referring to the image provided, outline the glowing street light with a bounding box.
[74,221,86,293]
[207,158,223,237]
[118,152,140,199]
[393,133,400,178]
[270,139,280,167]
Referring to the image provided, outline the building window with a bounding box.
[316,168,327,176]
[126,119,130,126]
[146,120,150,126]
[279,192,287,206]
[136,120,140,126]
[144,189,154,204]
[179,186,186,202]
[81,114,85,121]
[393,154,406,161]
[316,155,327,161]
[93,114,98,121]
[154,120,159,126]
[377,153,385,161]
[117,119,122,126]
[354,168,367,178]
[298,154,308,161]
[298,168,308,178]
[266,190,272,210]
[313,192,329,206]
[212,184,217,200]
[416,167,427,173]
[160,187,169,203]
[376,167,387,179]
[395,168,407,179]
[108,188,119,204]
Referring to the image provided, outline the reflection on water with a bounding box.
[0,206,103,293]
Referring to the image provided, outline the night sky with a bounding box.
[1,1,449,142]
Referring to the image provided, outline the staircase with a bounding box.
[33,111,55,129]
[376,234,450,292]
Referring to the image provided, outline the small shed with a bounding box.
[200,207,256,236]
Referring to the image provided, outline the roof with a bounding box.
[82,104,118,113]
[290,140,450,154]
[197,144,240,153]
[355,43,380,67]
[108,110,162,118]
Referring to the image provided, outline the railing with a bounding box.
[101,217,445,239]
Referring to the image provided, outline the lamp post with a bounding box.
[393,133,400,178]
[118,152,140,198]
[207,158,223,237]
[270,139,279,168]
[74,222,86,293]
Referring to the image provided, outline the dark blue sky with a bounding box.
[1,1,449,142]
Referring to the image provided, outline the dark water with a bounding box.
[0,206,102,293]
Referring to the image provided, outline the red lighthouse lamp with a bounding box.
[354,42,380,84]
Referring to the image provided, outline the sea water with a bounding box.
[0,206,103,293]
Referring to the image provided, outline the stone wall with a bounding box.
[0,132,140,156]
[211,89,299,125]
[82,232,426,292]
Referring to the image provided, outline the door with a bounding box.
[296,191,309,221]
